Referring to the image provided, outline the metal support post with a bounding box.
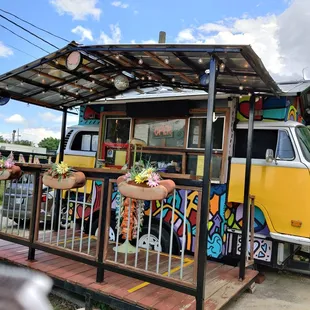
[196,55,217,310]
[53,108,67,231]
[239,94,255,280]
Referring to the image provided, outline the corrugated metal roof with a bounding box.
[0,42,280,111]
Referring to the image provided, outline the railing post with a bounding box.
[196,55,217,310]
[239,94,255,280]
[28,170,41,261]
[96,178,109,282]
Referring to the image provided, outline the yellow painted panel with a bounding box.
[228,163,310,238]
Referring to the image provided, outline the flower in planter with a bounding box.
[126,161,162,188]
[46,162,73,180]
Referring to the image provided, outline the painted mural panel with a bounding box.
[79,105,102,126]
[237,95,305,124]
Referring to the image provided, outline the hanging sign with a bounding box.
[66,51,82,71]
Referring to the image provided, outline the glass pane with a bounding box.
[105,119,131,144]
[187,117,224,150]
[134,119,186,147]
[81,135,91,151]
[91,135,98,152]
[134,152,183,173]
[296,126,310,162]
[186,154,222,179]
[276,131,294,160]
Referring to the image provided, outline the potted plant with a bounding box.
[0,153,22,180]
[42,162,86,190]
[116,161,175,201]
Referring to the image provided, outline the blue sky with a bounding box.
[0,0,301,144]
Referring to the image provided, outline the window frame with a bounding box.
[70,130,99,153]
[186,115,226,151]
[104,117,132,144]
[275,129,295,161]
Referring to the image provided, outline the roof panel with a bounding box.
[0,42,280,111]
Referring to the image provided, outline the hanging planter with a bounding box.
[0,154,22,181]
[43,162,86,190]
[116,162,175,201]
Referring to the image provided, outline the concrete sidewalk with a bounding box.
[228,270,310,310]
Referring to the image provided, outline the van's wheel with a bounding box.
[59,205,71,229]
[87,218,117,242]
[137,225,173,254]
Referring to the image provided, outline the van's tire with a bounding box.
[137,224,178,254]
[85,217,117,242]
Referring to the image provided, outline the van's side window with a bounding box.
[276,130,294,160]
[234,129,294,161]
[234,129,278,159]
[71,131,98,152]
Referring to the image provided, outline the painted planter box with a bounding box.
[0,166,22,181]
[42,171,86,190]
[116,175,175,201]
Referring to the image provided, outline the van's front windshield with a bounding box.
[296,126,310,162]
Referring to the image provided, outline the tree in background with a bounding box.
[15,140,33,146]
[38,137,60,151]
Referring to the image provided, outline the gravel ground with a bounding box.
[49,294,78,310]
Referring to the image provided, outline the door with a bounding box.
[228,127,310,238]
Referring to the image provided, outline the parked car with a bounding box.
[1,174,54,224]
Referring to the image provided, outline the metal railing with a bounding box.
[0,165,204,302]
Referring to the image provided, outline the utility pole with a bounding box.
[158,31,166,43]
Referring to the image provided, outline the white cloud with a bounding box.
[21,128,60,145]
[111,1,129,9]
[98,24,121,44]
[175,0,310,81]
[39,112,79,125]
[141,39,157,44]
[50,0,101,20]
[5,114,26,124]
[72,25,94,42]
[0,42,13,58]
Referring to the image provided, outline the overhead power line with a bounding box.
[5,43,37,59]
[0,23,50,53]
[0,8,70,43]
[0,13,59,50]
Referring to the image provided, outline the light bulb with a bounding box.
[141,76,145,80]
[239,84,244,91]
[198,58,203,64]
[164,58,169,64]
[111,78,114,82]
[90,88,93,92]
[171,77,176,82]
[42,90,46,94]
[219,63,225,72]
[240,95,243,99]
[5,85,8,90]
[42,79,45,84]
[55,60,59,65]
[148,75,152,80]
[38,73,41,77]
[115,54,120,59]
[76,92,79,96]
[20,81,24,86]
[248,92,252,96]
[138,58,143,65]
[92,80,95,84]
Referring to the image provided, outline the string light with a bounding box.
[20,81,24,86]
[115,54,120,59]
[90,88,93,92]
[164,57,169,64]
[42,79,45,84]
[248,92,252,96]
[148,75,152,80]
[141,76,145,80]
[239,84,244,91]
[38,72,41,77]
[76,91,79,96]
[171,77,176,82]
[42,90,46,94]
[111,78,114,82]
[5,85,8,90]
[92,80,95,84]
[198,58,203,64]
[138,58,143,65]
[239,94,243,99]
[219,63,225,72]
